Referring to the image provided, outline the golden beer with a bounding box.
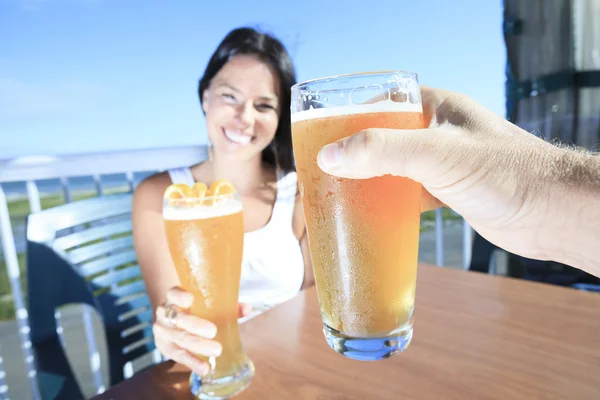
[291,72,424,360]
[163,184,253,399]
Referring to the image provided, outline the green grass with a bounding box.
[0,253,26,320]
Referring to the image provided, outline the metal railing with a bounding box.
[0,144,472,398]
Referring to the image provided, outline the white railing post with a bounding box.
[60,177,72,203]
[93,175,103,196]
[125,171,135,192]
[25,181,41,214]
[0,185,41,400]
[0,346,8,400]
[434,209,444,267]
[463,219,473,270]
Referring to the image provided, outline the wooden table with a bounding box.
[93,265,600,399]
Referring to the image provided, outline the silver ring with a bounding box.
[164,304,179,328]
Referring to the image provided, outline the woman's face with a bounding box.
[202,54,281,162]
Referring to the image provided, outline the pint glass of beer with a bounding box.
[163,182,254,399]
[291,71,424,360]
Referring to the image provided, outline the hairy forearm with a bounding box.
[540,146,600,275]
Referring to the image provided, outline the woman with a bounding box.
[132,27,314,376]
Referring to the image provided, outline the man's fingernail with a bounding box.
[317,142,344,170]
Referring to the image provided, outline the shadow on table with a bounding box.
[91,361,194,399]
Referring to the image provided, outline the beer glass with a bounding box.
[291,71,424,361]
[163,187,254,399]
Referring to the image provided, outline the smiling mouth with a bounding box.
[224,129,252,145]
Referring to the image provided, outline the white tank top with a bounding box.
[167,167,305,321]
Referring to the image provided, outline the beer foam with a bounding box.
[291,101,422,123]
[163,199,243,220]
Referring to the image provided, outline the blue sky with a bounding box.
[0,0,506,159]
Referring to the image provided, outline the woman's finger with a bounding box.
[154,335,209,376]
[155,304,217,339]
[165,286,194,308]
[238,303,253,318]
[153,323,222,359]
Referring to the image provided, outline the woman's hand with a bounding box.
[153,286,253,376]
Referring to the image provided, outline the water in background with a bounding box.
[2,171,156,199]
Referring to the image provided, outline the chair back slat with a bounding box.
[110,281,146,299]
[115,295,151,316]
[119,309,153,327]
[68,236,134,264]
[90,265,141,288]
[121,321,152,339]
[118,304,151,324]
[122,337,155,356]
[54,220,132,250]
[122,341,157,365]
[79,252,138,278]
[28,195,132,244]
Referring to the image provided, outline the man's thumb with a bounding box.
[317,128,432,180]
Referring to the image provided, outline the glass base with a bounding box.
[189,360,255,399]
[323,323,413,361]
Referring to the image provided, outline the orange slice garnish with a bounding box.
[163,183,193,200]
[164,182,210,208]
[207,180,237,197]
[191,182,208,198]
[206,180,237,206]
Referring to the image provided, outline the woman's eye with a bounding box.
[257,104,274,111]
[222,93,236,101]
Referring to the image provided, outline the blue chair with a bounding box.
[26,193,157,399]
